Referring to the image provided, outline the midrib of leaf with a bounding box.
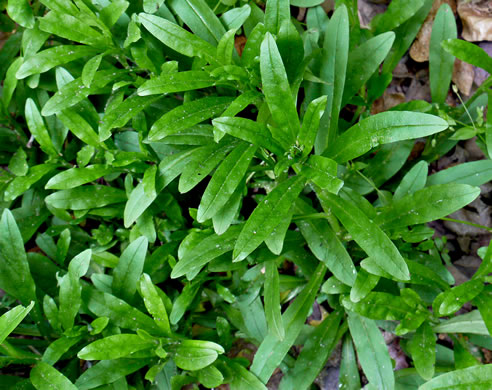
[186,0,219,45]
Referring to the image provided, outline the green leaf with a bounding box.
[179,141,235,193]
[112,236,148,302]
[25,98,58,157]
[408,322,436,380]
[197,142,256,222]
[294,198,356,286]
[168,0,226,46]
[45,185,127,210]
[298,95,327,157]
[319,192,410,281]
[316,5,349,154]
[75,359,150,390]
[279,311,342,390]
[31,362,78,390]
[300,155,343,194]
[419,364,492,389]
[230,362,267,390]
[42,69,125,116]
[57,108,102,148]
[233,175,306,262]
[326,112,449,163]
[473,287,492,336]
[339,335,361,390]
[7,0,35,28]
[5,164,58,201]
[171,226,241,279]
[371,0,426,34]
[2,57,22,109]
[217,28,237,65]
[82,53,103,88]
[59,249,92,330]
[437,279,484,316]
[265,0,289,34]
[343,292,414,321]
[16,45,99,79]
[198,365,224,388]
[433,311,488,335]
[260,33,299,145]
[0,209,37,305]
[78,334,156,360]
[277,19,304,84]
[138,71,217,96]
[429,4,457,104]
[212,117,284,155]
[343,32,395,105]
[442,39,492,73]
[264,210,292,255]
[0,302,34,345]
[394,160,428,200]
[143,0,164,13]
[250,263,327,383]
[174,340,224,371]
[264,260,284,340]
[376,184,481,229]
[85,289,161,334]
[45,165,114,190]
[139,13,217,63]
[290,0,324,5]
[221,5,251,30]
[348,311,395,390]
[427,160,492,187]
[139,273,171,335]
[350,269,380,303]
[148,96,233,141]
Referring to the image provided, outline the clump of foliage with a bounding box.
[1,0,492,389]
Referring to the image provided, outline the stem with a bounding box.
[440,217,492,233]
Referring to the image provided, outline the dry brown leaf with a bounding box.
[458,0,492,42]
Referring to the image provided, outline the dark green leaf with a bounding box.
[45,165,114,190]
[408,322,436,380]
[78,334,156,360]
[45,185,127,210]
[264,260,284,340]
[442,39,492,73]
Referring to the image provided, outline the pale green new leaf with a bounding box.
[265,0,289,33]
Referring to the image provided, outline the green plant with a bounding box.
[1,0,492,389]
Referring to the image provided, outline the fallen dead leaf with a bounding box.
[458,0,492,42]
[452,58,474,96]
[410,0,457,62]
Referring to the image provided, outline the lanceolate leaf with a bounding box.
[251,263,327,383]
[343,31,395,105]
[197,143,257,222]
[139,13,217,63]
[78,334,156,360]
[326,111,449,163]
[264,260,284,340]
[294,198,356,286]
[233,175,306,262]
[264,0,290,34]
[260,33,300,144]
[0,302,34,345]
[45,185,127,210]
[148,97,233,141]
[31,362,78,390]
[279,311,342,390]
[112,236,149,302]
[298,95,327,157]
[427,160,492,187]
[419,364,492,390]
[45,165,114,190]
[25,98,58,157]
[319,192,410,281]
[442,38,492,73]
[348,311,395,390]
[316,5,349,154]
[16,45,99,79]
[137,71,217,96]
[408,322,436,380]
[429,4,457,104]
[376,184,480,229]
